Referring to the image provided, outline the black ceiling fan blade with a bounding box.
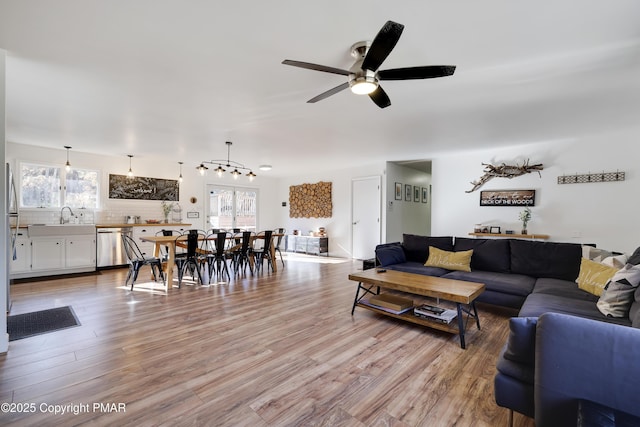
[361,21,404,72]
[282,60,350,76]
[307,82,350,103]
[369,86,391,108]
[378,65,456,80]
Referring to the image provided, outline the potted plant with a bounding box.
[519,207,532,234]
[161,201,174,223]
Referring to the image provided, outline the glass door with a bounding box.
[206,185,258,232]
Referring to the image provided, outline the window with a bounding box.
[207,185,258,231]
[20,162,100,209]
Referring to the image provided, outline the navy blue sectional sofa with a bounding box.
[375,234,640,425]
[375,234,638,326]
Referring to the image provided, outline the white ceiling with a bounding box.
[2,1,640,177]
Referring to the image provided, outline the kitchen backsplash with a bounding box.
[19,204,184,225]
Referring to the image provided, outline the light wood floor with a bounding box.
[1,254,535,427]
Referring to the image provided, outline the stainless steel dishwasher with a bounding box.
[96,227,132,268]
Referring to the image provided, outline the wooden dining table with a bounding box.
[139,233,282,291]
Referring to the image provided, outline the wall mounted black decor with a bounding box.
[108,174,179,201]
[557,171,625,184]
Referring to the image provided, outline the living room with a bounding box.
[2,2,640,425]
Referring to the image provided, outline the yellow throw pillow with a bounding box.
[424,246,473,272]
[576,257,619,296]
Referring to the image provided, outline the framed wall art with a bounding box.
[405,184,412,201]
[395,182,402,200]
[413,186,420,202]
[479,189,535,207]
[108,174,179,201]
[421,187,428,203]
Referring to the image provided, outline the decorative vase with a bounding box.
[521,228,528,235]
[164,218,169,223]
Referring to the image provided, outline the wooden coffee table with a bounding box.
[349,268,485,349]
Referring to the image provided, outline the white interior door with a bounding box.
[352,176,381,260]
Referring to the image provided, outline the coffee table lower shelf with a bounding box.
[354,299,479,348]
[355,302,462,334]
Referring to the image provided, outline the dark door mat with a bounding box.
[8,306,80,341]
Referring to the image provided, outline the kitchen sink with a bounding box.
[27,224,96,237]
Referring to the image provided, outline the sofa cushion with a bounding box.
[576,258,619,296]
[630,286,640,328]
[503,317,537,365]
[424,247,472,272]
[582,245,612,262]
[454,237,511,273]
[386,262,450,277]
[375,242,406,267]
[519,292,631,326]
[597,264,640,318]
[628,247,640,265]
[402,234,453,263]
[510,239,582,281]
[602,254,629,269]
[443,270,536,297]
[532,278,598,302]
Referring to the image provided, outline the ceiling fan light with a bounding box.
[349,76,378,95]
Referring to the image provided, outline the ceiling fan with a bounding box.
[282,20,456,108]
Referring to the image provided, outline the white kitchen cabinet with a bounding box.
[10,235,31,274]
[31,237,65,271]
[132,227,157,256]
[66,235,96,268]
[11,228,97,278]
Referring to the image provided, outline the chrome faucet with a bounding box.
[60,206,74,224]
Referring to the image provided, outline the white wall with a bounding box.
[1,49,8,353]
[385,162,431,243]
[431,131,640,254]
[275,163,385,258]
[5,142,279,231]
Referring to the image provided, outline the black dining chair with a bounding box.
[232,231,255,275]
[175,231,206,287]
[273,227,286,267]
[122,234,165,290]
[207,231,231,282]
[253,230,274,273]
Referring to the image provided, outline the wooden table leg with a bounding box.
[270,242,278,272]
[165,243,176,291]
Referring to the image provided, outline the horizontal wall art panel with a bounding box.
[108,174,179,201]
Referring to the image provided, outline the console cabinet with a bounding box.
[286,235,328,256]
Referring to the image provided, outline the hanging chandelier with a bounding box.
[196,141,257,181]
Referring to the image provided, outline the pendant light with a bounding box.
[178,161,183,183]
[64,146,72,172]
[197,141,257,180]
[127,154,134,178]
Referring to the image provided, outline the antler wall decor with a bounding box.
[466,160,543,193]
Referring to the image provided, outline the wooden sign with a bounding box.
[108,174,179,201]
[479,190,535,206]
